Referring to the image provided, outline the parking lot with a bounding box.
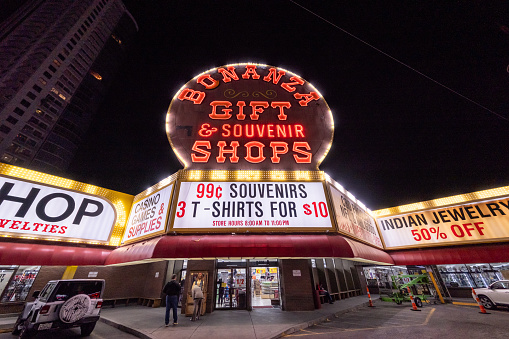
[285,301,509,338]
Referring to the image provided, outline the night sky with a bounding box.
[63,1,509,210]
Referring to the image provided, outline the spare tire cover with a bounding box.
[59,294,91,323]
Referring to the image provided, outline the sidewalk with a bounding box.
[99,295,373,339]
[0,314,17,332]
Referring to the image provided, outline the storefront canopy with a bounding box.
[105,234,394,265]
[389,243,509,265]
[0,241,112,266]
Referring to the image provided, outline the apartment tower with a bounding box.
[0,0,137,173]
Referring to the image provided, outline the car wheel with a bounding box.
[80,322,97,337]
[414,297,423,308]
[478,295,496,310]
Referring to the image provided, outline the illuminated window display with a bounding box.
[0,266,40,302]
[438,263,506,288]
[363,266,408,290]
[0,267,16,300]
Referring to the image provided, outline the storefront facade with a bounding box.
[373,185,509,298]
[1,63,508,314]
[0,64,393,313]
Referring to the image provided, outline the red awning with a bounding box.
[389,243,509,265]
[0,241,112,266]
[105,234,394,265]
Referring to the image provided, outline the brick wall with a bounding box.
[280,259,315,311]
[142,261,168,298]
[74,261,168,299]
[356,266,367,295]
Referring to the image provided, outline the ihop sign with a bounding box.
[166,63,334,170]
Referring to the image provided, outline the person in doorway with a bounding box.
[193,272,204,289]
[163,274,181,326]
[317,284,334,304]
[191,282,204,321]
[218,284,225,306]
[218,279,225,306]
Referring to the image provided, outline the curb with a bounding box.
[0,324,14,331]
[100,316,152,339]
[0,316,16,332]
[271,301,371,338]
[452,302,478,307]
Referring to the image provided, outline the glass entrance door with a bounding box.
[215,268,246,309]
[250,266,280,308]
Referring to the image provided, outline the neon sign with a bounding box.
[166,63,334,170]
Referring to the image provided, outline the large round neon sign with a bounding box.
[166,63,334,170]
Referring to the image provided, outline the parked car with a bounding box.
[12,279,105,338]
[473,280,509,310]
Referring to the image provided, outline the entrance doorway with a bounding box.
[215,267,247,309]
[250,265,280,308]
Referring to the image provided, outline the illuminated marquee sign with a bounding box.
[172,181,333,231]
[122,183,174,244]
[328,184,383,248]
[0,176,116,242]
[376,195,509,249]
[166,63,334,170]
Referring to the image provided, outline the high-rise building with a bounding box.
[0,0,137,173]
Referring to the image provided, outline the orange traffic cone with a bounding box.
[407,287,421,311]
[471,288,490,314]
[366,286,375,307]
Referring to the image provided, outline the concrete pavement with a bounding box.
[98,295,372,339]
[1,295,500,339]
[292,301,509,339]
[0,321,137,338]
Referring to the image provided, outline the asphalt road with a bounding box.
[0,321,137,338]
[285,302,509,339]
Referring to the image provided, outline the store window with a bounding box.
[216,267,247,309]
[363,266,408,289]
[437,264,474,288]
[0,267,17,298]
[492,263,509,280]
[437,263,506,288]
[465,263,502,287]
[0,266,40,302]
[214,260,251,310]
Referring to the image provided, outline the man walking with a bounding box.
[163,274,181,326]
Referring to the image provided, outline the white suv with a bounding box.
[473,280,509,310]
[12,279,105,338]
